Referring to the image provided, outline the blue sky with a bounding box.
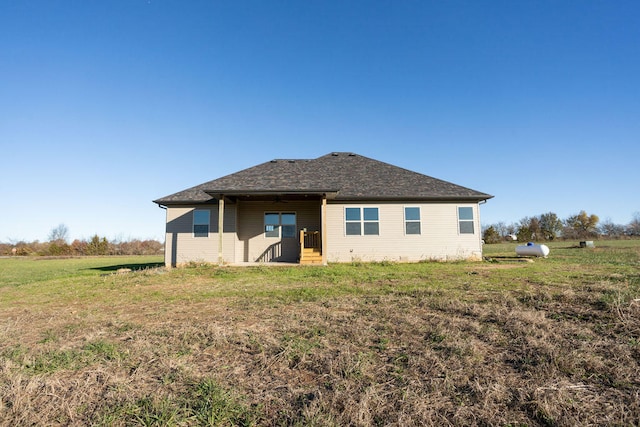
[1,1,638,242]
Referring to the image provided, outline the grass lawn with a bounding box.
[1,242,639,425]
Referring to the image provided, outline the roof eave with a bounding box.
[333,195,494,202]
[153,194,494,205]
[153,199,217,206]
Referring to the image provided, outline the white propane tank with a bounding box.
[515,242,550,257]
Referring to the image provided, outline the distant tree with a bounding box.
[490,221,517,239]
[71,239,87,255]
[45,224,71,255]
[539,212,563,240]
[491,222,507,238]
[86,235,109,255]
[12,240,33,256]
[599,218,626,238]
[1,235,163,257]
[0,243,13,255]
[47,241,71,256]
[627,212,640,237]
[564,211,599,239]
[517,216,541,242]
[482,226,501,244]
[483,222,520,241]
[48,224,69,243]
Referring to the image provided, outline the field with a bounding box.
[1,242,639,426]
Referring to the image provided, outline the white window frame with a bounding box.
[458,206,475,234]
[264,212,297,239]
[193,209,210,238]
[404,206,421,235]
[345,207,379,236]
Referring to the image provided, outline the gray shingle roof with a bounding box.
[153,152,493,204]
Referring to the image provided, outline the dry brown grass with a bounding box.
[1,249,639,426]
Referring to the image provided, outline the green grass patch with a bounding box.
[1,243,639,310]
[95,378,257,426]
[0,255,164,288]
[3,339,126,374]
[1,241,639,426]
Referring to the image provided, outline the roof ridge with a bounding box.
[269,158,311,163]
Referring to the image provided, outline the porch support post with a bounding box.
[321,195,328,266]
[218,196,224,265]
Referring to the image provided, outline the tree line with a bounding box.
[1,224,163,256]
[483,211,640,244]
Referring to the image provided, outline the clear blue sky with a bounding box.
[1,1,638,243]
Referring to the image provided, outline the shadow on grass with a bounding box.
[88,262,165,272]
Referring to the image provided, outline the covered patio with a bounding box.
[206,191,337,266]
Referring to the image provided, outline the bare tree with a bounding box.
[599,218,625,238]
[48,224,69,243]
[627,212,640,236]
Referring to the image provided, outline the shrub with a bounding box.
[482,226,501,244]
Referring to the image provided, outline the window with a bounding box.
[345,207,379,235]
[193,209,210,237]
[264,213,280,238]
[345,208,361,235]
[405,207,421,235]
[281,213,296,238]
[264,212,296,238]
[458,207,474,234]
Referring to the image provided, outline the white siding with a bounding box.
[164,204,236,266]
[325,202,483,262]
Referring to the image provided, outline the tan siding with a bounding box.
[237,201,321,262]
[164,200,483,266]
[326,202,483,262]
[222,203,237,263]
[164,204,236,266]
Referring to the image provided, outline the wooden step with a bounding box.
[300,258,323,265]
[300,248,323,264]
[301,253,322,259]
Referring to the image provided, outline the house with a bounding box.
[153,152,493,266]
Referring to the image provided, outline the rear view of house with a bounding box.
[153,152,493,266]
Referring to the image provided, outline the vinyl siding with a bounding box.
[236,200,321,262]
[163,200,483,265]
[325,202,482,262]
[164,204,236,266]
